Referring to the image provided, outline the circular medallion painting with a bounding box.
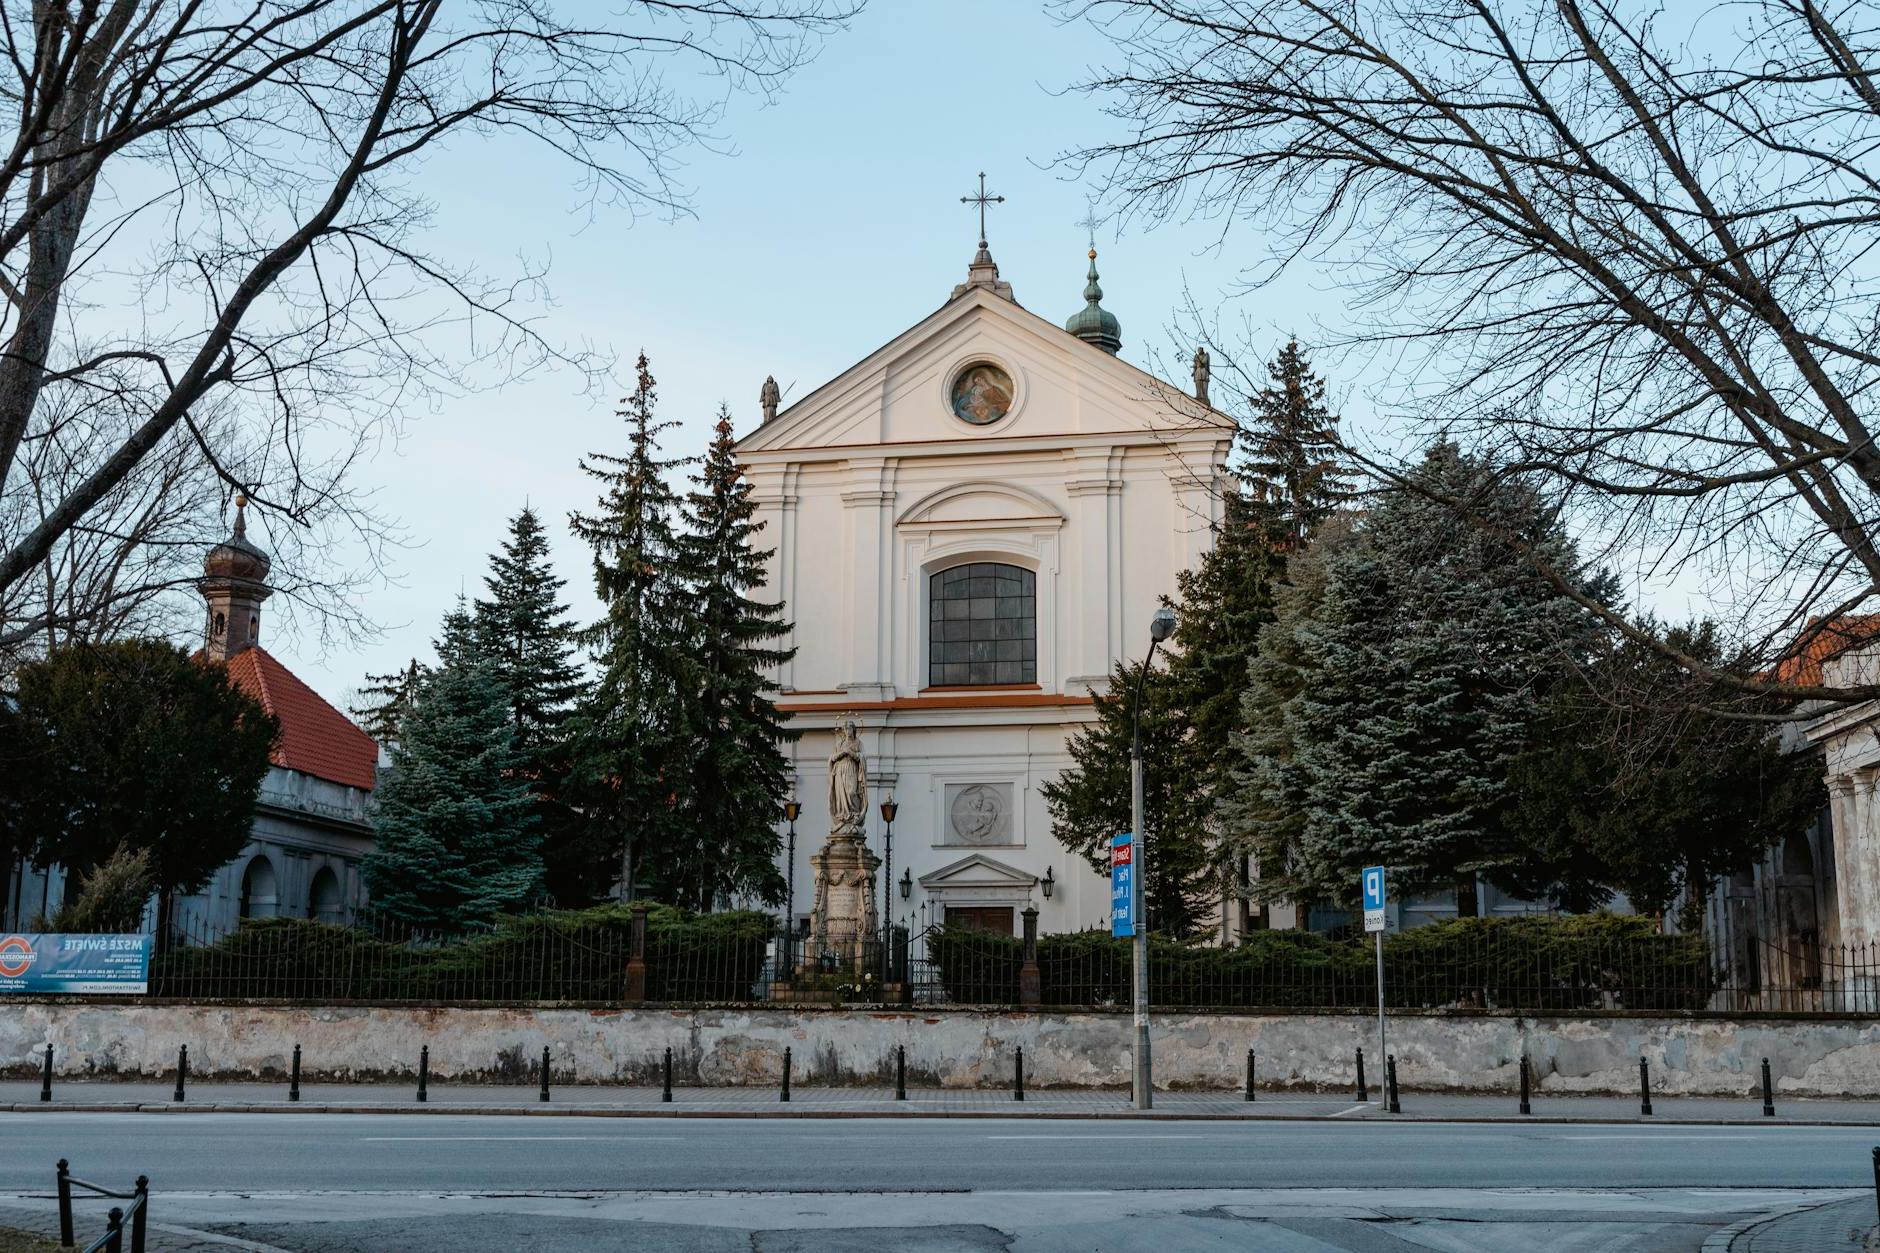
[950,362,1014,425]
[949,784,1009,845]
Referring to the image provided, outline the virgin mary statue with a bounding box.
[828,718,867,837]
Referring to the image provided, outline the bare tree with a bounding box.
[1063,0,1880,700]
[0,0,855,653]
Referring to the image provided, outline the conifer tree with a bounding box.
[1224,443,1608,912]
[655,404,797,909]
[474,507,582,744]
[350,661,423,745]
[473,507,587,902]
[362,614,542,931]
[565,353,693,902]
[1242,340,1354,542]
[1045,488,1289,937]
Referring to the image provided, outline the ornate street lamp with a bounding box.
[782,799,802,928]
[1129,605,1177,1110]
[879,798,898,984]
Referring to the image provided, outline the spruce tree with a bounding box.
[565,352,694,902]
[1223,443,1606,912]
[474,507,582,744]
[349,660,423,745]
[656,404,798,910]
[362,618,542,931]
[1044,487,1289,937]
[1242,340,1354,542]
[473,507,587,902]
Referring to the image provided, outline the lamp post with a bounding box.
[783,800,801,976]
[879,798,898,985]
[1130,605,1177,1110]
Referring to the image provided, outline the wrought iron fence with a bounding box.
[43,908,1880,1015]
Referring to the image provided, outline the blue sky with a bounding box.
[281,2,1360,708]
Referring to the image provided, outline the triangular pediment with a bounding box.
[919,853,1038,890]
[736,283,1229,456]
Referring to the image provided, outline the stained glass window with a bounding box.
[929,562,1036,687]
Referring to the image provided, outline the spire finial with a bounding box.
[232,493,249,538]
[961,171,1005,248]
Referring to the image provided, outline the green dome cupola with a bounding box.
[1064,247,1122,355]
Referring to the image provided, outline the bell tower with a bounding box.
[199,495,273,661]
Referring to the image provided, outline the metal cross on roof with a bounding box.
[961,172,1006,246]
[1077,200,1103,249]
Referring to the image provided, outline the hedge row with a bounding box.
[150,905,773,1002]
[927,914,1714,1012]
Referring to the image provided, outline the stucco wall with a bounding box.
[5,1005,1877,1097]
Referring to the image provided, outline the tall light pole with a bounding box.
[783,800,801,975]
[879,797,898,984]
[1131,605,1177,1110]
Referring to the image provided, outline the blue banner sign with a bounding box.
[1111,832,1135,937]
[0,934,150,994]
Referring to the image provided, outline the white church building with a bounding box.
[739,227,1231,939]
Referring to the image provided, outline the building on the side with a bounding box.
[2,501,378,938]
[738,230,1231,940]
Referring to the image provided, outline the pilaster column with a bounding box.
[840,458,897,700]
[749,464,800,690]
[1831,774,1867,947]
[1064,447,1123,695]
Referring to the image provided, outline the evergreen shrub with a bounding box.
[928,915,1712,1011]
[150,905,774,1003]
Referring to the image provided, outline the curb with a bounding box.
[9,1102,1880,1126]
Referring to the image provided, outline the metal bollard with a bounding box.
[540,1046,552,1104]
[781,1047,791,1103]
[1638,1056,1652,1117]
[1245,1049,1256,1103]
[289,1043,301,1103]
[56,1158,74,1246]
[417,1045,429,1103]
[662,1046,673,1103]
[1761,1057,1775,1118]
[1015,1047,1025,1102]
[172,1044,187,1103]
[131,1175,147,1253]
[896,1045,906,1101]
[40,1043,52,1103]
[1355,1047,1367,1103]
[1386,1055,1401,1114]
[1519,1052,1531,1116]
[103,1206,122,1253]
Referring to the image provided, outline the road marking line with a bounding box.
[357,1128,669,1136]
[983,1134,1206,1140]
[1554,1134,1758,1141]
[1327,1103,1371,1117]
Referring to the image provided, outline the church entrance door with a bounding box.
[945,906,1015,935]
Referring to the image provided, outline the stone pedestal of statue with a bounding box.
[809,834,880,973]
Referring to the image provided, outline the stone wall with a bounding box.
[4,1004,1876,1097]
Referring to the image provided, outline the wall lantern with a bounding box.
[1041,866,1056,900]
[899,868,913,901]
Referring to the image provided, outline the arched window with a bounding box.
[929,562,1035,687]
[239,856,278,920]
[308,867,343,922]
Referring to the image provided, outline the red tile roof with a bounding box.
[1771,615,1880,688]
[222,647,378,791]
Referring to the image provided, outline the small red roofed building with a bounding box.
[177,498,378,937]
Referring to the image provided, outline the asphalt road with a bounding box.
[5,1112,1877,1191]
[1,1114,1874,1250]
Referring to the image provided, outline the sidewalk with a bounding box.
[1726,1194,1879,1250]
[6,1080,1880,1123]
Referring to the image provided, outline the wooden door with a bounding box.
[945,906,1015,935]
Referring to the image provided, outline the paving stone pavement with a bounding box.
[1731,1195,1879,1250]
[5,1079,1880,1122]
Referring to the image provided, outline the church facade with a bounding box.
[739,235,1230,939]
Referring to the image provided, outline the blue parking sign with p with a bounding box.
[1362,865,1386,933]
